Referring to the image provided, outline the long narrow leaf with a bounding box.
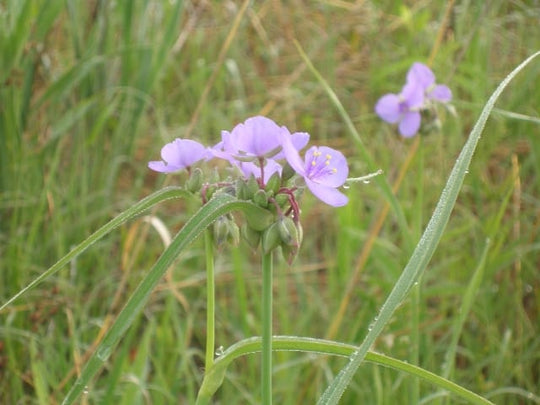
[196,336,493,405]
[0,187,190,312]
[318,51,540,405]
[62,192,273,404]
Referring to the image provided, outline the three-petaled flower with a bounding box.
[375,62,452,137]
[281,137,349,207]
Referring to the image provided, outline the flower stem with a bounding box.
[261,251,273,405]
[204,229,215,372]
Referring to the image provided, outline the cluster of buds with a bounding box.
[148,116,350,262]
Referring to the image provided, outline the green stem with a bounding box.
[261,252,273,405]
[204,229,215,372]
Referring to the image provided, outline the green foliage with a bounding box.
[1,1,539,404]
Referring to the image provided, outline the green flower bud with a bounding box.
[277,216,301,247]
[236,178,249,200]
[261,222,281,254]
[253,189,268,208]
[186,168,203,193]
[265,172,281,195]
[274,193,289,209]
[213,215,239,246]
[281,244,299,265]
[241,223,261,249]
[246,175,260,199]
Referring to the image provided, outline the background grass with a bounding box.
[1,0,539,403]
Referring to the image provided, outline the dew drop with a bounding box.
[97,345,112,362]
[362,180,370,184]
[215,346,224,356]
[83,386,89,395]
[343,183,350,189]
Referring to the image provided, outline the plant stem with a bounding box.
[205,229,216,372]
[261,252,273,405]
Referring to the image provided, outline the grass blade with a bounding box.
[317,50,540,405]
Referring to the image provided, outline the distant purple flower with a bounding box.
[376,62,452,137]
[148,138,209,173]
[375,81,425,137]
[407,62,452,103]
[282,136,349,207]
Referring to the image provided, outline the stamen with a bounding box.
[326,154,332,160]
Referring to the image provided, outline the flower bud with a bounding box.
[253,189,268,208]
[265,172,281,195]
[213,215,239,246]
[261,222,281,254]
[245,175,260,199]
[236,178,249,200]
[277,216,301,247]
[186,168,203,193]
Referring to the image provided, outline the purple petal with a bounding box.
[281,131,307,176]
[305,178,348,207]
[375,94,401,123]
[401,81,425,109]
[429,84,452,102]
[272,131,310,160]
[399,111,421,137]
[231,116,284,157]
[407,62,435,89]
[148,160,181,173]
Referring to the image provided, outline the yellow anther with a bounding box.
[313,150,322,157]
[326,154,332,160]
[311,160,317,166]
[331,168,337,173]
[325,160,330,166]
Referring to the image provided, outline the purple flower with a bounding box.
[375,81,425,137]
[282,137,349,207]
[148,138,209,173]
[212,116,309,180]
[375,62,452,137]
[213,116,308,160]
[407,62,452,103]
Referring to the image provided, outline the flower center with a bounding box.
[307,150,338,180]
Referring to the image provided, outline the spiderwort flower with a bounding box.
[375,62,452,137]
[212,115,309,181]
[375,80,425,137]
[282,136,349,207]
[148,138,209,173]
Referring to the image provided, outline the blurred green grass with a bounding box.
[1,0,539,403]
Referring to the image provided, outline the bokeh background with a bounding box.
[1,1,539,403]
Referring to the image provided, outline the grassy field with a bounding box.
[1,1,539,403]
